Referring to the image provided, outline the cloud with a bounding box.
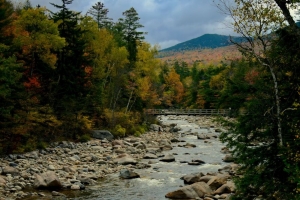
[29,0,234,49]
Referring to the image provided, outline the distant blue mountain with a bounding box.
[160,34,246,52]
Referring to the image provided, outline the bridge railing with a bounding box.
[145,109,230,116]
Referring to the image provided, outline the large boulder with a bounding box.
[214,184,233,195]
[165,182,212,199]
[34,171,62,189]
[207,175,228,190]
[91,130,114,141]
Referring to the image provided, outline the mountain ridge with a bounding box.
[160,33,246,52]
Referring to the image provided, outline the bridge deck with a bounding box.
[145,109,230,116]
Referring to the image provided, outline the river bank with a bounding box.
[0,115,236,200]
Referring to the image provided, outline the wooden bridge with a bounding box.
[145,109,231,116]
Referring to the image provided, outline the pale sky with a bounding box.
[26,0,238,49]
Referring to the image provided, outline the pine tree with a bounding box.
[50,0,89,138]
[120,7,146,65]
[87,2,112,29]
[0,0,14,50]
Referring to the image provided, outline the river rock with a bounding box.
[165,182,212,199]
[184,143,197,148]
[160,144,173,151]
[222,154,234,162]
[143,153,158,159]
[1,166,19,176]
[213,184,232,194]
[181,172,205,184]
[207,175,228,190]
[0,176,6,184]
[159,154,175,162]
[150,124,163,131]
[119,169,140,179]
[198,175,213,183]
[114,154,137,165]
[91,130,114,141]
[33,171,62,188]
[197,134,208,140]
[112,140,124,147]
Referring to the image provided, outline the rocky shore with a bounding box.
[0,115,238,200]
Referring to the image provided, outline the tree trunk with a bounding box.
[125,89,133,114]
[268,63,283,146]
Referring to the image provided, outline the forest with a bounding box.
[0,0,300,199]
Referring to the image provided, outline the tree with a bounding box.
[0,54,25,153]
[120,7,146,65]
[0,0,14,50]
[162,68,184,107]
[13,7,65,91]
[87,2,112,29]
[216,0,300,199]
[50,0,90,138]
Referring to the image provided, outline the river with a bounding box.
[68,115,228,200]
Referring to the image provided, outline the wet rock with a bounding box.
[165,182,212,199]
[159,154,175,162]
[188,162,202,166]
[184,143,197,148]
[170,138,180,143]
[52,191,66,197]
[181,172,205,184]
[170,126,181,133]
[119,169,140,179]
[192,159,205,164]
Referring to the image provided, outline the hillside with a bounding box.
[157,34,244,65]
[158,44,242,65]
[160,34,245,52]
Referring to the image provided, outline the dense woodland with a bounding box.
[1,0,300,199]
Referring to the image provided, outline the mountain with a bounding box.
[160,34,246,52]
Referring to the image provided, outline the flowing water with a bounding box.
[70,115,228,200]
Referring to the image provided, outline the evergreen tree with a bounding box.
[50,0,89,138]
[120,7,146,65]
[0,0,14,50]
[87,2,112,29]
[0,54,25,153]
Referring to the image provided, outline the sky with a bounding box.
[26,0,236,49]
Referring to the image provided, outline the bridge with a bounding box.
[145,109,231,116]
